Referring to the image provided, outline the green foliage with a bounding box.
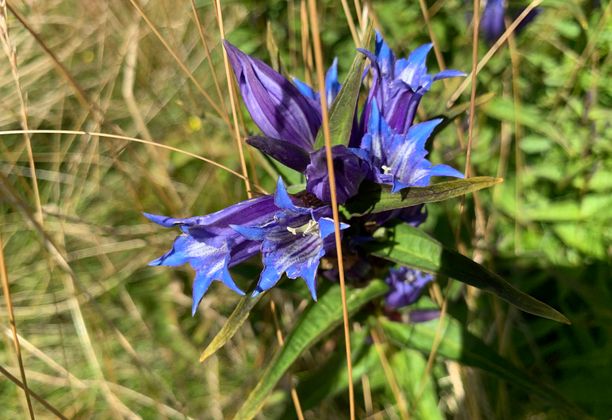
[313,52,367,149]
[234,280,388,419]
[344,177,502,216]
[0,0,610,419]
[380,316,586,417]
[368,223,569,324]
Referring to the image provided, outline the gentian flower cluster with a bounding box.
[147,33,465,315]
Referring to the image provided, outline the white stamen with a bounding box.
[287,219,318,236]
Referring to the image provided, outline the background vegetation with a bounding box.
[0,0,610,418]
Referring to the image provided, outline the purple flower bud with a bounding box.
[408,309,440,323]
[305,145,372,204]
[224,41,321,151]
[385,267,434,309]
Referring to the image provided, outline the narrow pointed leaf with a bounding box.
[344,177,503,216]
[367,224,570,324]
[199,295,262,363]
[291,328,378,411]
[233,280,388,419]
[380,317,585,417]
[313,53,366,149]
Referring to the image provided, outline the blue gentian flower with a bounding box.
[359,32,465,137]
[224,41,321,152]
[147,179,346,311]
[480,0,506,44]
[233,178,348,299]
[479,0,542,44]
[145,195,279,314]
[385,266,433,309]
[361,100,464,192]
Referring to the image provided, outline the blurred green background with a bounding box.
[0,0,610,418]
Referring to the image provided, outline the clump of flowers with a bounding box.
[147,33,465,316]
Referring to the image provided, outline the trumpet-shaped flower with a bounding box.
[361,101,464,192]
[145,195,279,314]
[224,41,321,151]
[232,178,348,299]
[359,32,465,136]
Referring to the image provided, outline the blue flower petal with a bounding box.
[317,217,349,239]
[426,163,465,179]
[274,177,310,214]
[144,212,184,228]
[399,43,433,90]
[246,135,310,172]
[433,69,466,81]
[299,261,319,301]
[292,77,318,101]
[192,270,215,315]
[374,32,395,78]
[385,267,433,309]
[325,57,341,107]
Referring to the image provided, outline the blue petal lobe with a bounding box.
[274,177,309,214]
[325,57,341,107]
[301,262,319,301]
[292,77,318,101]
[230,224,267,241]
[318,217,349,239]
[426,164,465,179]
[433,69,466,81]
[192,271,215,315]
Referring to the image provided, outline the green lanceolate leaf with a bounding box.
[343,177,503,217]
[313,53,366,150]
[368,224,570,324]
[233,280,388,419]
[380,317,586,417]
[291,328,378,411]
[199,295,262,363]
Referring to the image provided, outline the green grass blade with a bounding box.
[199,295,262,363]
[343,177,502,217]
[233,280,388,419]
[368,224,570,324]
